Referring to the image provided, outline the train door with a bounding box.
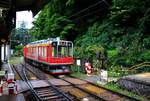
[52,42,57,58]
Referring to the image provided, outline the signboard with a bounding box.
[11,49,14,55]
[0,71,5,76]
[76,59,81,66]
[100,69,108,82]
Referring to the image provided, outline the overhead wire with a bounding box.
[103,0,110,6]
[73,6,108,21]
[69,0,104,18]
[69,0,110,19]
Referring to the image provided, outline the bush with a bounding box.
[108,49,119,58]
[14,45,23,56]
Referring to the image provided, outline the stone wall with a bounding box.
[117,77,150,99]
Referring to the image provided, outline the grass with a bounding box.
[108,70,129,77]
[70,72,87,79]
[8,56,23,65]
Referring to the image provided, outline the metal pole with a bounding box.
[0,45,1,69]
[4,44,6,63]
[101,58,103,69]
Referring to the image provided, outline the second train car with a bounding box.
[23,37,74,75]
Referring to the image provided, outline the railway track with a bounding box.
[23,63,140,101]
[23,63,49,80]
[60,77,139,101]
[11,64,21,80]
[12,64,75,101]
[23,63,101,101]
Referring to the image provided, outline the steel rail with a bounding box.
[12,64,42,101]
[26,64,105,101]
[23,62,140,101]
[68,75,140,101]
[22,63,43,101]
[57,77,106,101]
[22,63,74,101]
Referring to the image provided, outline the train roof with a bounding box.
[26,37,72,47]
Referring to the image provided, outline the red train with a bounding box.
[23,37,74,75]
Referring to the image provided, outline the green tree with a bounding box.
[29,0,150,69]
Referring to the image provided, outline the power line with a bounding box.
[103,0,110,7]
[73,6,107,21]
[69,0,104,18]
[69,0,110,19]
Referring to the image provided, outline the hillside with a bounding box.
[29,0,150,70]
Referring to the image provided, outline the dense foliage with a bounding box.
[11,21,30,55]
[30,0,150,71]
[30,0,76,40]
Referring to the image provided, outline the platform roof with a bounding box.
[0,0,49,44]
[0,0,49,16]
[16,0,49,16]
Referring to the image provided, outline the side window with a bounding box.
[41,47,43,56]
[33,47,35,55]
[43,47,47,57]
[33,47,34,54]
[39,47,41,56]
[27,48,29,55]
[36,47,38,56]
[31,47,33,55]
[29,48,31,54]
[45,47,47,57]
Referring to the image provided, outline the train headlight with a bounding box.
[82,98,89,101]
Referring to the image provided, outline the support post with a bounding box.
[4,44,7,63]
[0,45,1,69]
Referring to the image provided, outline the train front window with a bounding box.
[58,46,67,57]
[52,42,73,57]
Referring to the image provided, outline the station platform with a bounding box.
[0,94,25,101]
[1,63,13,73]
[17,80,49,93]
[117,73,150,98]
